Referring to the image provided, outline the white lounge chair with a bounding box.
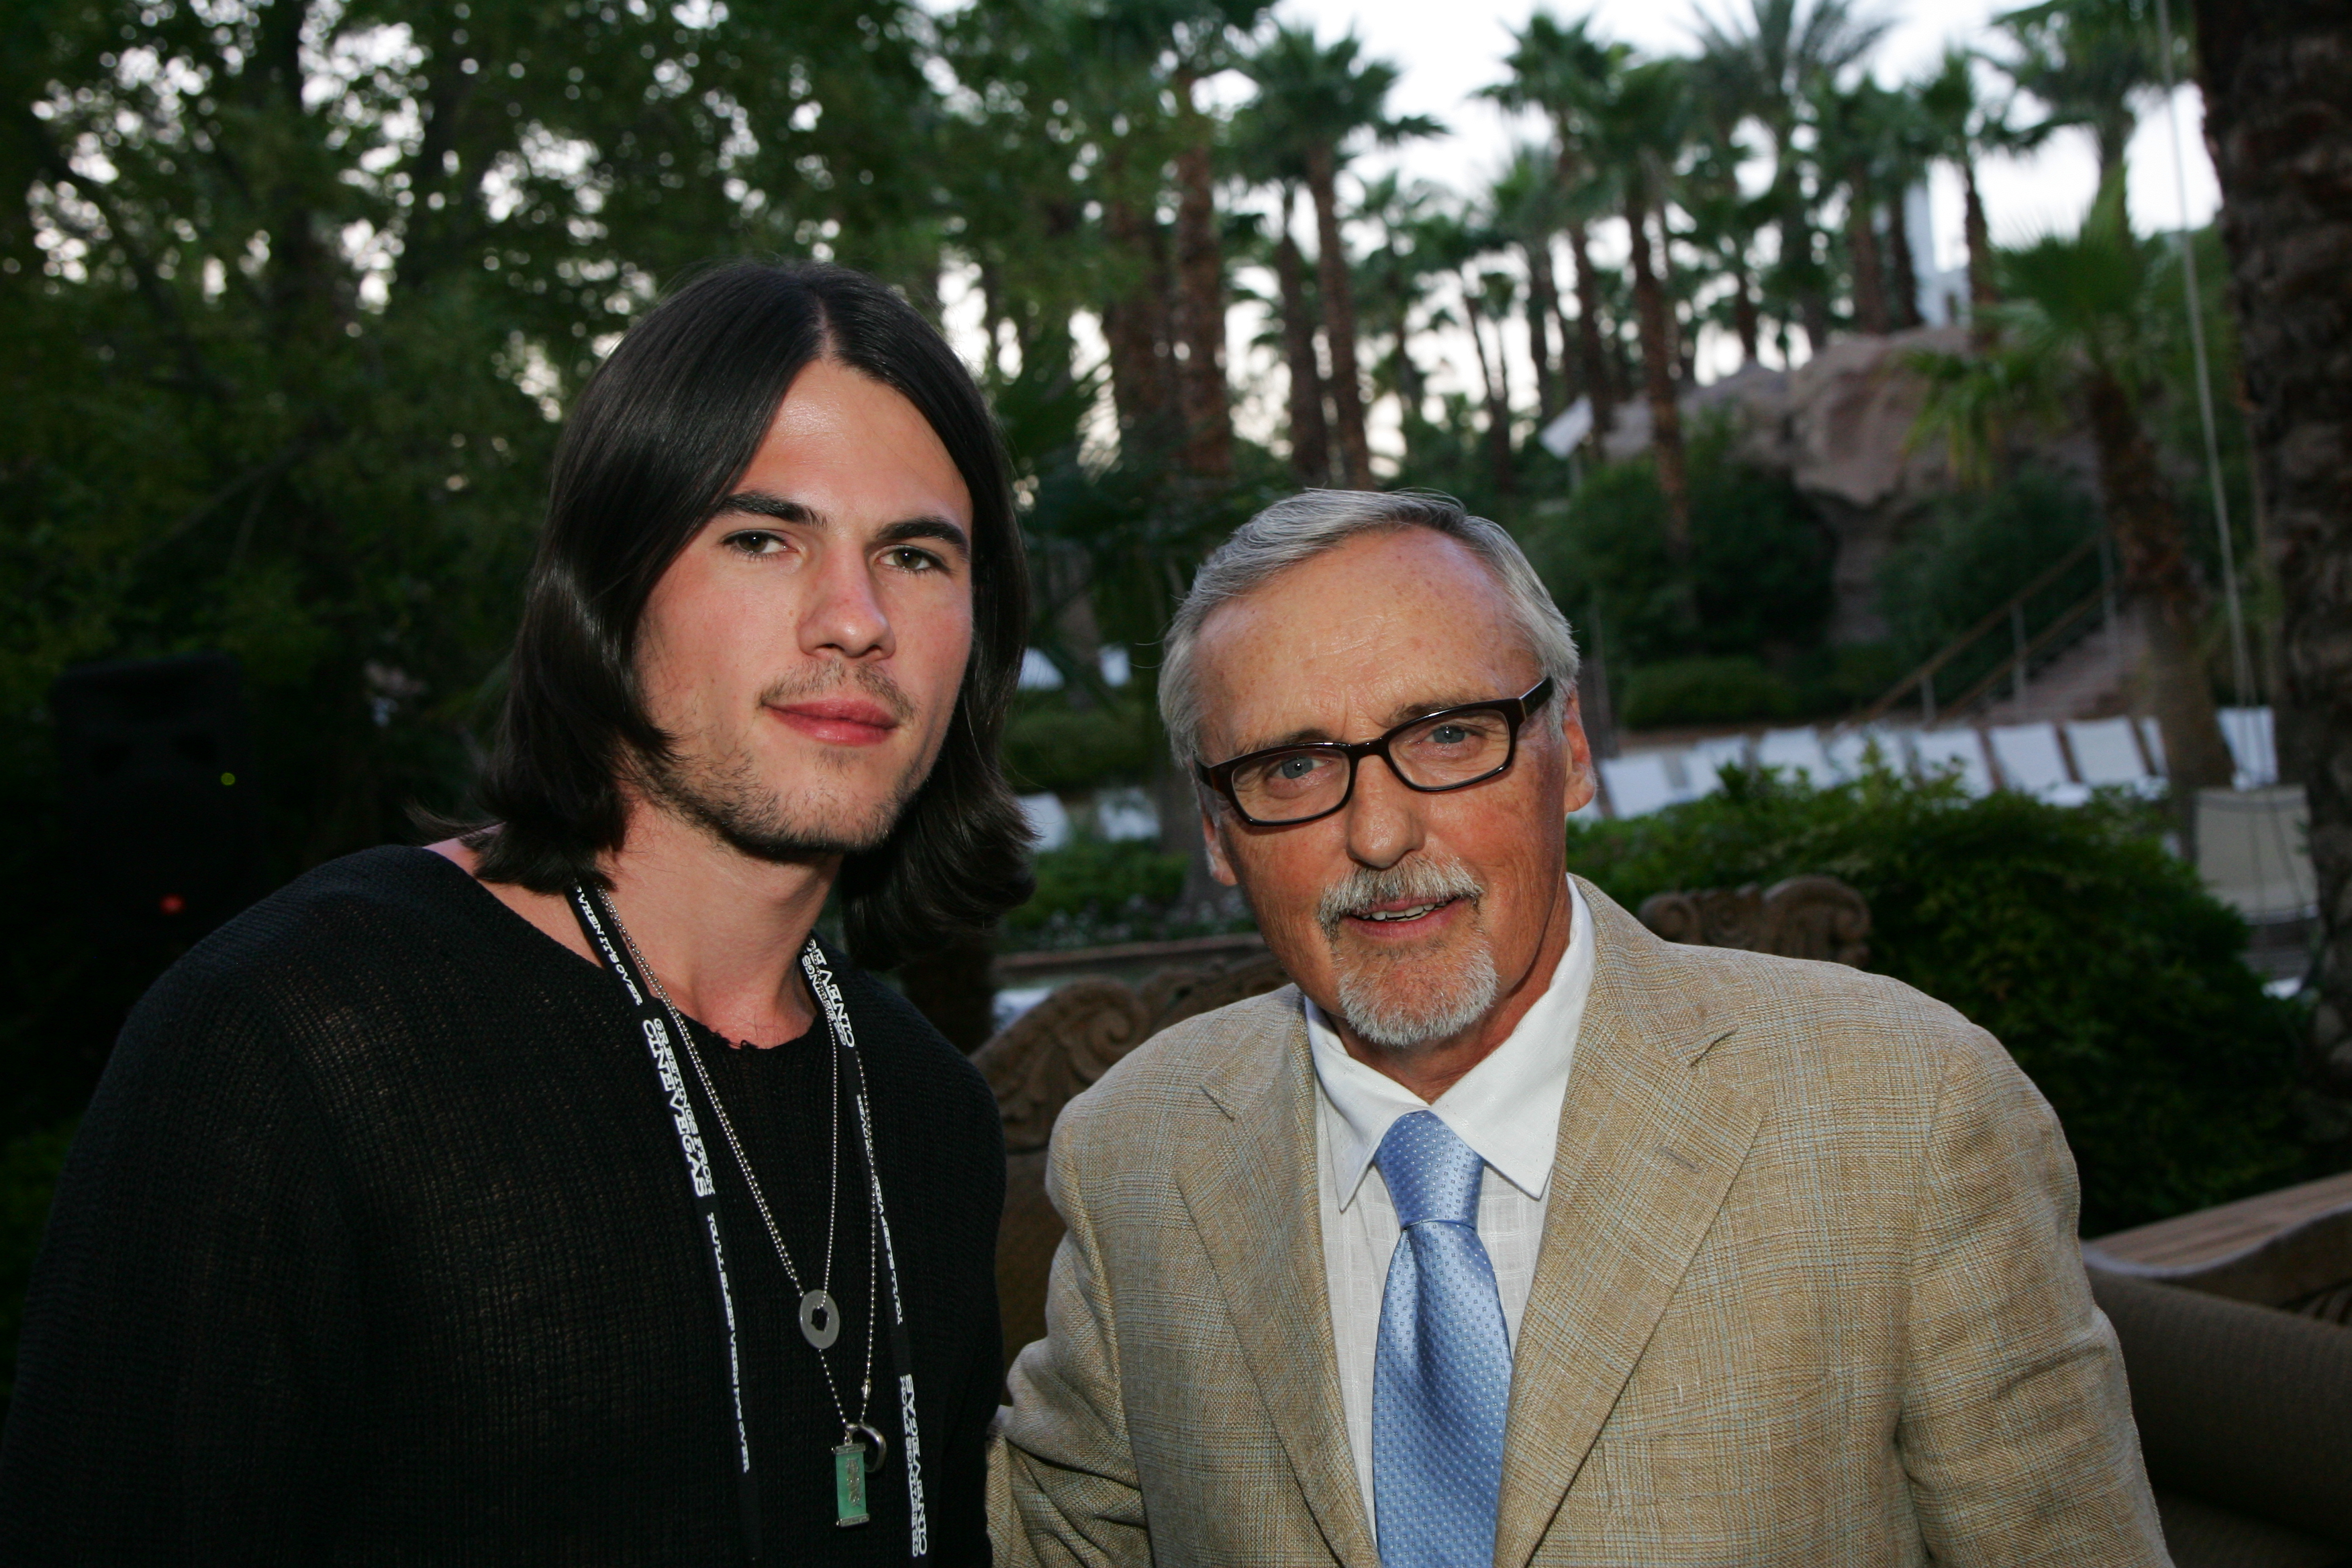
[1598,754,1680,819]
[1912,728,1995,795]
[1756,727,1835,784]
[1681,736,1753,798]
[1823,726,1904,779]
[2065,717,2155,794]
[1988,722,2090,805]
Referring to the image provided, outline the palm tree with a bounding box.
[1996,0,2184,189]
[1088,0,1272,481]
[1911,179,2233,798]
[1691,0,1890,356]
[1487,146,1571,422]
[1351,173,1453,434]
[1490,9,1624,440]
[2196,0,2352,1091]
[1242,24,1442,489]
[1232,101,1332,484]
[1587,55,1699,554]
[1915,48,2016,326]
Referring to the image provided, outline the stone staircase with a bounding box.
[1973,608,2147,727]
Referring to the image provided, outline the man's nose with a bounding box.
[1341,752,1426,870]
[799,548,893,660]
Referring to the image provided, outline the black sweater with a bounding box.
[0,847,1003,1565]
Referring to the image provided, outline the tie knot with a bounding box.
[1375,1110,1485,1228]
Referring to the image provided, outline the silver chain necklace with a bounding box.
[603,901,889,1471]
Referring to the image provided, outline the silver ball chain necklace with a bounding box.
[567,883,930,1563]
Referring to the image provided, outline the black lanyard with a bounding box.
[569,885,930,1563]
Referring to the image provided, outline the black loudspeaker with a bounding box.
[51,652,263,942]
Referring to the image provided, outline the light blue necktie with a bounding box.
[1371,1110,1512,1568]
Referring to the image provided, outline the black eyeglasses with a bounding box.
[1196,677,1556,827]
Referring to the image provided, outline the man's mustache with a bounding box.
[756,664,917,724]
[1316,855,1484,940]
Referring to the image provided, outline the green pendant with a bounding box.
[833,1442,870,1527]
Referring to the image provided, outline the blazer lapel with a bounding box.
[1495,884,1769,1568]
[1175,993,1381,1568]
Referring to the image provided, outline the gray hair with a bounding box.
[1157,489,1580,767]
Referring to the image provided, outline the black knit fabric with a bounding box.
[0,846,1003,1565]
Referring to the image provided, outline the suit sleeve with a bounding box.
[1896,1027,2169,1565]
[989,1099,1153,1568]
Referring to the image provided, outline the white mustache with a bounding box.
[1316,856,1484,939]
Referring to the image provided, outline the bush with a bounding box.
[1877,467,2100,669]
[1521,420,1835,668]
[1620,656,1799,729]
[1001,836,1187,946]
[1003,699,1157,794]
[1566,769,2320,1235]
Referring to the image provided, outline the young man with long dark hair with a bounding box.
[1,261,1031,1563]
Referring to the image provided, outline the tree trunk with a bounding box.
[1273,187,1331,486]
[1884,197,1924,330]
[1523,238,1562,422]
[1847,177,1890,336]
[1462,283,1515,496]
[1306,143,1375,489]
[1961,158,1998,340]
[2197,0,2352,1091]
[1170,75,1233,481]
[1103,195,1179,452]
[1730,258,1761,364]
[1626,187,1691,556]
[1781,207,1832,356]
[1565,217,1615,438]
[2084,371,2235,795]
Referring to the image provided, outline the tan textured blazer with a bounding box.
[991,880,2170,1567]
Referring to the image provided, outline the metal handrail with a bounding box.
[1855,529,2110,727]
[1938,585,2110,720]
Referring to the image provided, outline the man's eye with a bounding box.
[723,530,789,555]
[885,546,946,573]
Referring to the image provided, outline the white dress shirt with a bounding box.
[1306,877,1597,1533]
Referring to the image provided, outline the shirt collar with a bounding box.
[1306,877,1596,1210]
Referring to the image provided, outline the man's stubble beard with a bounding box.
[1312,853,1500,1053]
[638,665,936,863]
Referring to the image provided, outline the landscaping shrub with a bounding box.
[1001,836,1187,947]
[1520,420,1835,668]
[1567,769,2320,1235]
[1003,698,1157,794]
[1620,656,1799,728]
[1877,465,2101,669]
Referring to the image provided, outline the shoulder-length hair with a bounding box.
[469,259,1033,970]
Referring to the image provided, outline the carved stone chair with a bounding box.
[971,949,1290,1369]
[1636,874,1872,967]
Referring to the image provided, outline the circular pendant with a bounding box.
[849,1422,890,1474]
[799,1289,840,1351]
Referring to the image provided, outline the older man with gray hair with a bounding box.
[990,491,2167,1567]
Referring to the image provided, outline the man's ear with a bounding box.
[1200,810,1239,887]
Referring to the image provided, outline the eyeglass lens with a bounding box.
[1226,707,1516,823]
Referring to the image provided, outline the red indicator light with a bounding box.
[159,894,186,916]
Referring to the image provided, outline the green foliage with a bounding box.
[1619,656,1796,728]
[1567,770,2318,1234]
[1520,422,1834,671]
[1877,466,2102,663]
[0,1120,73,1414]
[1003,698,1158,794]
[1001,837,1188,946]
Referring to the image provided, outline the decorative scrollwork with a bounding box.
[971,979,1150,1153]
[1638,875,1870,969]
